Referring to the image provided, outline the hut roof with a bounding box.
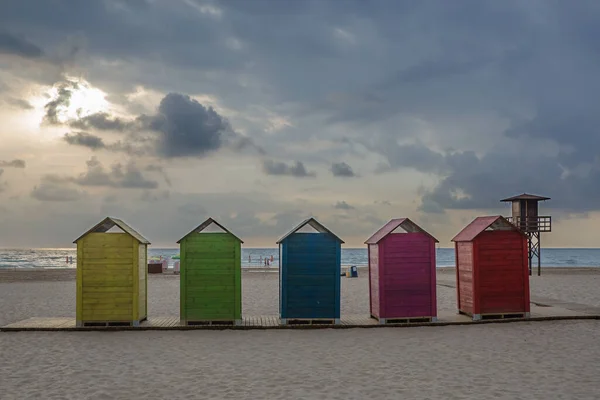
[176,217,243,244]
[365,218,439,244]
[276,217,344,244]
[452,216,525,242]
[500,193,551,202]
[73,217,150,244]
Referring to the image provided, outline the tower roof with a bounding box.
[500,193,551,202]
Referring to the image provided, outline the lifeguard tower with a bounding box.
[500,193,551,276]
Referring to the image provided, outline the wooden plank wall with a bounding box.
[476,231,529,314]
[456,241,474,315]
[281,233,340,319]
[180,233,241,321]
[379,233,436,318]
[368,244,380,318]
[138,243,147,320]
[79,233,135,322]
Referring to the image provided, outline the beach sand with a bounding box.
[1,268,600,399]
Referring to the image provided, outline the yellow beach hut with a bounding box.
[74,217,150,327]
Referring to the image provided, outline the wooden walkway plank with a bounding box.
[2,307,599,332]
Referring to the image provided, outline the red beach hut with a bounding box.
[365,218,438,324]
[452,216,530,320]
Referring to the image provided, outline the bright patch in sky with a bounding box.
[44,79,108,124]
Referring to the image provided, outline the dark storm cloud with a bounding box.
[262,159,316,178]
[145,93,232,158]
[61,92,255,158]
[0,159,26,168]
[3,0,600,217]
[330,162,356,177]
[383,145,600,214]
[0,30,43,58]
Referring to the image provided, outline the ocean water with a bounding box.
[0,247,599,269]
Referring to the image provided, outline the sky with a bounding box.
[1,0,600,248]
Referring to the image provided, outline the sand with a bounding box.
[1,268,600,399]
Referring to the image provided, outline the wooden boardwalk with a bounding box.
[2,304,599,332]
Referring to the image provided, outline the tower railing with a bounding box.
[506,216,552,233]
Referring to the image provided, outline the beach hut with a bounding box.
[365,218,438,323]
[452,216,530,320]
[177,218,243,325]
[74,217,150,327]
[277,218,344,324]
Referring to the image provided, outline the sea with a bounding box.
[0,248,599,269]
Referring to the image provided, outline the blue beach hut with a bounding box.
[276,217,344,325]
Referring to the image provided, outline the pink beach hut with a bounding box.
[365,218,439,323]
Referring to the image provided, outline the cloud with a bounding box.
[140,189,170,202]
[177,203,207,216]
[143,164,172,187]
[230,136,266,155]
[0,159,26,168]
[30,182,84,202]
[334,201,354,210]
[71,156,159,189]
[330,162,356,177]
[63,132,105,149]
[62,131,149,155]
[370,141,446,174]
[43,80,78,125]
[145,93,233,158]
[0,169,5,193]
[0,30,43,58]
[6,97,34,110]
[61,92,261,159]
[69,112,130,131]
[262,159,316,178]
[43,157,160,189]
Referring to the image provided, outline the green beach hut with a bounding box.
[177,218,243,325]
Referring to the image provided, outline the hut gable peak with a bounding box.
[177,217,243,244]
[452,215,524,242]
[73,217,150,244]
[365,218,439,244]
[276,217,344,244]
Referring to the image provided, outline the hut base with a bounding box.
[280,318,340,326]
[77,317,146,328]
[374,316,435,325]
[182,319,242,326]
[459,310,529,321]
